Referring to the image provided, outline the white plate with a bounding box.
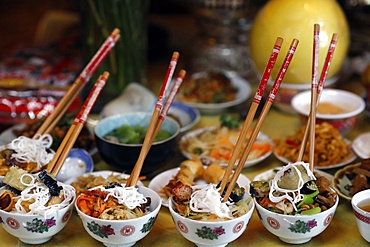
[176,71,252,115]
[179,126,274,168]
[352,132,370,159]
[253,166,334,183]
[273,147,357,170]
[64,170,144,187]
[148,166,251,207]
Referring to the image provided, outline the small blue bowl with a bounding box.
[56,148,94,182]
[94,112,180,174]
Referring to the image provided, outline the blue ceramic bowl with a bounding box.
[94,112,180,174]
[56,148,94,182]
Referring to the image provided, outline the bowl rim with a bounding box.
[94,112,180,147]
[291,89,365,119]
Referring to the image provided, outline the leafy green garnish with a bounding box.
[219,115,240,129]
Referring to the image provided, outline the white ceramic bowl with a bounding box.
[291,88,365,134]
[75,185,161,247]
[168,187,255,247]
[0,185,76,244]
[351,189,370,243]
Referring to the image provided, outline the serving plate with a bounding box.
[333,162,362,201]
[176,71,252,115]
[179,126,274,168]
[148,166,251,207]
[273,148,357,170]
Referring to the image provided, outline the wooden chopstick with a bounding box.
[222,39,299,202]
[126,52,180,187]
[308,24,320,171]
[47,72,110,177]
[35,28,120,137]
[297,32,339,165]
[218,37,283,195]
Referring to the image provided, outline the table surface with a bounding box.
[1,13,370,247]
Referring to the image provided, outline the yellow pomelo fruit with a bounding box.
[249,0,350,84]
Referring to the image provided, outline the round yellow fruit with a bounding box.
[249,0,350,84]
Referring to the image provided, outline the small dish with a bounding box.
[176,71,252,115]
[56,148,94,182]
[333,162,362,201]
[352,132,370,159]
[179,126,274,168]
[148,166,251,207]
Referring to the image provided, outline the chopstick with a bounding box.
[297,32,339,166]
[126,52,180,187]
[35,28,120,137]
[47,72,110,177]
[218,37,284,195]
[221,39,299,202]
[308,24,320,171]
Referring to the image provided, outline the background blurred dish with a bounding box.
[333,162,364,201]
[273,146,356,170]
[352,132,370,159]
[179,126,274,168]
[148,166,251,207]
[167,101,200,133]
[64,170,144,187]
[176,71,252,115]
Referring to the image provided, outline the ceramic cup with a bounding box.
[351,189,370,243]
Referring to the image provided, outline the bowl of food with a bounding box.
[251,162,339,244]
[168,181,254,247]
[75,184,161,247]
[0,167,76,244]
[176,71,252,115]
[351,188,370,243]
[291,89,365,134]
[94,112,180,175]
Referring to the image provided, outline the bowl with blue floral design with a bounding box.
[75,185,161,247]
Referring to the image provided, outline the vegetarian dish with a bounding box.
[250,162,337,215]
[0,134,54,176]
[103,125,171,144]
[177,71,238,104]
[76,184,152,220]
[0,166,75,215]
[180,116,273,166]
[12,116,95,152]
[274,122,351,167]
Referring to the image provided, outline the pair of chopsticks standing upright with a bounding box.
[219,24,339,202]
[36,28,121,177]
[126,52,186,187]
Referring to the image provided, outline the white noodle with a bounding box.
[13,174,75,217]
[92,185,147,210]
[269,161,316,211]
[9,134,55,169]
[190,184,231,219]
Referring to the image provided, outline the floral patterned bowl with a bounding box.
[168,188,255,247]
[254,194,339,244]
[75,185,161,247]
[0,185,76,244]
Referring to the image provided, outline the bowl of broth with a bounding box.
[291,89,365,134]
